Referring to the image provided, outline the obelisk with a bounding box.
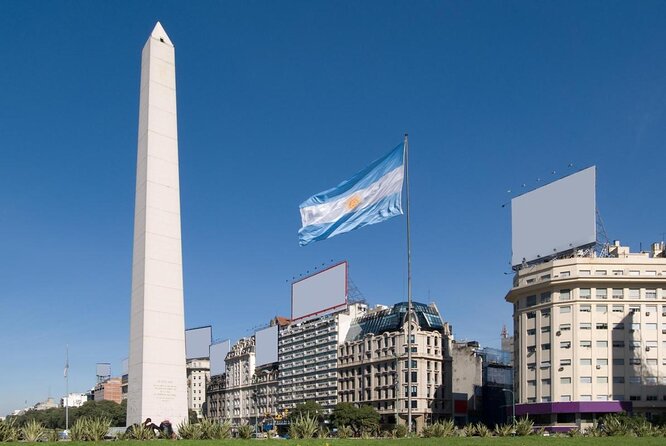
[127,22,188,427]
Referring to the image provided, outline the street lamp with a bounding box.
[502,389,515,423]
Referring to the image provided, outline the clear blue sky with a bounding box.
[2,1,666,416]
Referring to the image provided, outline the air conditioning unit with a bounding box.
[558,367,564,372]
[596,365,601,369]
[556,331,561,336]
[646,312,650,316]
[646,347,651,352]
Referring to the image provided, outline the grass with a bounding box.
[13,439,666,446]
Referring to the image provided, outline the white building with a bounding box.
[61,393,87,408]
[506,241,666,428]
[278,303,367,415]
[187,358,210,419]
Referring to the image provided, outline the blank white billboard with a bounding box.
[292,261,347,321]
[511,166,596,266]
[255,325,278,366]
[210,339,231,377]
[96,363,111,377]
[186,326,212,359]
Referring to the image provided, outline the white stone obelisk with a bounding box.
[127,22,188,427]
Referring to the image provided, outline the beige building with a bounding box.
[206,336,280,426]
[506,241,666,427]
[337,302,450,431]
[187,358,210,418]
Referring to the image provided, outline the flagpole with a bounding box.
[65,345,69,432]
[404,133,413,433]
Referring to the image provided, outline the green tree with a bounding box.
[332,403,379,435]
[287,401,323,422]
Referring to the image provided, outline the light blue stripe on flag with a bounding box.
[298,143,405,246]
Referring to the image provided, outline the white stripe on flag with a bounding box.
[300,165,404,228]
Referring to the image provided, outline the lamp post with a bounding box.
[502,389,515,423]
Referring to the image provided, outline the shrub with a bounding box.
[422,420,456,438]
[122,424,156,440]
[46,428,60,442]
[337,425,353,439]
[198,418,231,440]
[514,416,534,436]
[567,427,582,437]
[236,423,252,439]
[475,422,491,437]
[176,421,202,440]
[393,423,408,438]
[317,425,330,438]
[69,417,110,441]
[288,414,318,439]
[494,423,513,437]
[21,419,46,442]
[0,418,20,442]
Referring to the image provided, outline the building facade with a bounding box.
[92,377,122,404]
[206,336,280,427]
[278,303,367,415]
[337,302,450,431]
[187,358,210,418]
[506,241,666,428]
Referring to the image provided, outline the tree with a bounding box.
[10,400,127,429]
[331,403,379,435]
[188,409,199,424]
[287,401,324,422]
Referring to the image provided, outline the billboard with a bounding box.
[291,261,347,321]
[511,166,596,266]
[255,325,278,366]
[209,339,231,377]
[96,363,111,377]
[185,326,212,359]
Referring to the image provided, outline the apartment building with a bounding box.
[205,336,280,426]
[187,358,210,418]
[337,302,449,431]
[278,303,367,414]
[506,241,666,428]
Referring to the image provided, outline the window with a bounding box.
[629,289,640,299]
[629,376,641,384]
[527,380,536,387]
[597,395,609,401]
[631,323,640,331]
[630,341,641,350]
[540,361,551,369]
[646,340,658,348]
[579,270,591,276]
[612,289,624,299]
[580,340,592,348]
[560,341,571,349]
[541,378,551,385]
[560,359,571,366]
[629,270,640,277]
[596,305,608,313]
[580,304,591,312]
[629,305,640,313]
[647,395,658,401]
[614,323,625,330]
[646,289,657,299]
[580,323,592,330]
[645,323,657,330]
[541,309,550,317]
[560,377,572,384]
[526,295,537,307]
[541,274,551,280]
[612,304,624,312]
[597,376,608,383]
[596,323,608,330]
[597,359,608,366]
[613,376,625,384]
[596,289,608,299]
[580,395,592,401]
[595,270,607,276]
[526,311,536,319]
[580,358,592,366]
[580,376,592,384]
[612,270,623,276]
[541,343,551,350]
[541,326,551,333]
[560,271,571,277]
[540,292,551,303]
[612,358,624,366]
[629,359,641,366]
[527,329,536,336]
[560,306,571,314]
[645,270,657,276]
[580,288,591,299]
[559,323,571,331]
[559,289,571,300]
[596,341,608,348]
[646,359,658,366]
[561,395,572,402]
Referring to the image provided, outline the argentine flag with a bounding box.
[298,143,405,246]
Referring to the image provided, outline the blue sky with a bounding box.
[2,1,666,415]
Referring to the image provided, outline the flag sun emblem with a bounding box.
[347,195,361,210]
